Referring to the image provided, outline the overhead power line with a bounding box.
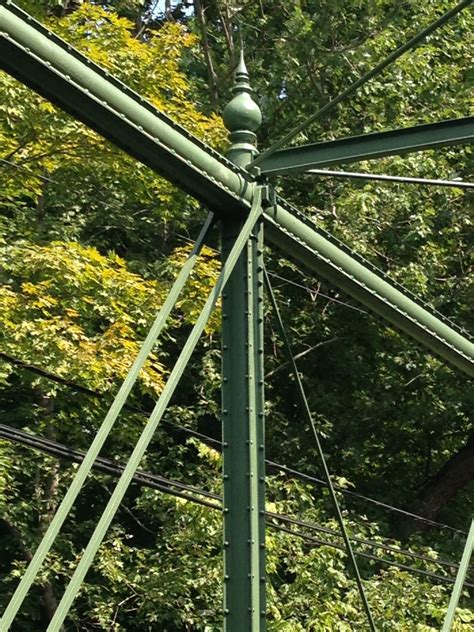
[0,350,466,535]
[0,422,470,589]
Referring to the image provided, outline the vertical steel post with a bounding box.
[221,51,266,631]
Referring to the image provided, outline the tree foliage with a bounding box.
[0,0,473,629]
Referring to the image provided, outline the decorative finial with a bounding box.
[223,47,262,167]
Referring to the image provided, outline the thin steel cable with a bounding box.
[264,266,377,631]
[252,0,473,168]
[1,423,470,590]
[0,352,466,535]
[0,212,216,631]
[266,271,369,313]
[305,169,474,189]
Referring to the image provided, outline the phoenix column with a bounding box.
[221,52,266,631]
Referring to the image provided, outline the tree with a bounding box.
[1,0,473,629]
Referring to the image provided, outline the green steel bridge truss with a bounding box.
[1,1,473,629]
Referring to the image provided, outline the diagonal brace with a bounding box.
[264,267,376,631]
[441,519,474,631]
[0,212,215,629]
[45,188,263,631]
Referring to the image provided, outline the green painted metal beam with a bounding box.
[441,519,474,631]
[0,213,215,629]
[258,117,474,176]
[0,0,251,214]
[265,200,474,377]
[1,1,473,378]
[251,0,473,168]
[221,65,266,628]
[44,187,263,631]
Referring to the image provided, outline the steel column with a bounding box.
[222,218,265,630]
[221,56,266,630]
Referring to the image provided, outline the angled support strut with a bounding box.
[45,189,263,630]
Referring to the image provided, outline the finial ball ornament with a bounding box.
[223,50,262,134]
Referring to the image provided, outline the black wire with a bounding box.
[0,156,58,183]
[0,351,466,535]
[0,424,221,509]
[272,523,471,589]
[265,460,467,535]
[266,511,463,574]
[1,423,469,588]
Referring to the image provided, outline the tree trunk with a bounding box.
[1,519,66,631]
[402,430,474,533]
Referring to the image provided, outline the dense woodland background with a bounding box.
[0,0,473,629]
